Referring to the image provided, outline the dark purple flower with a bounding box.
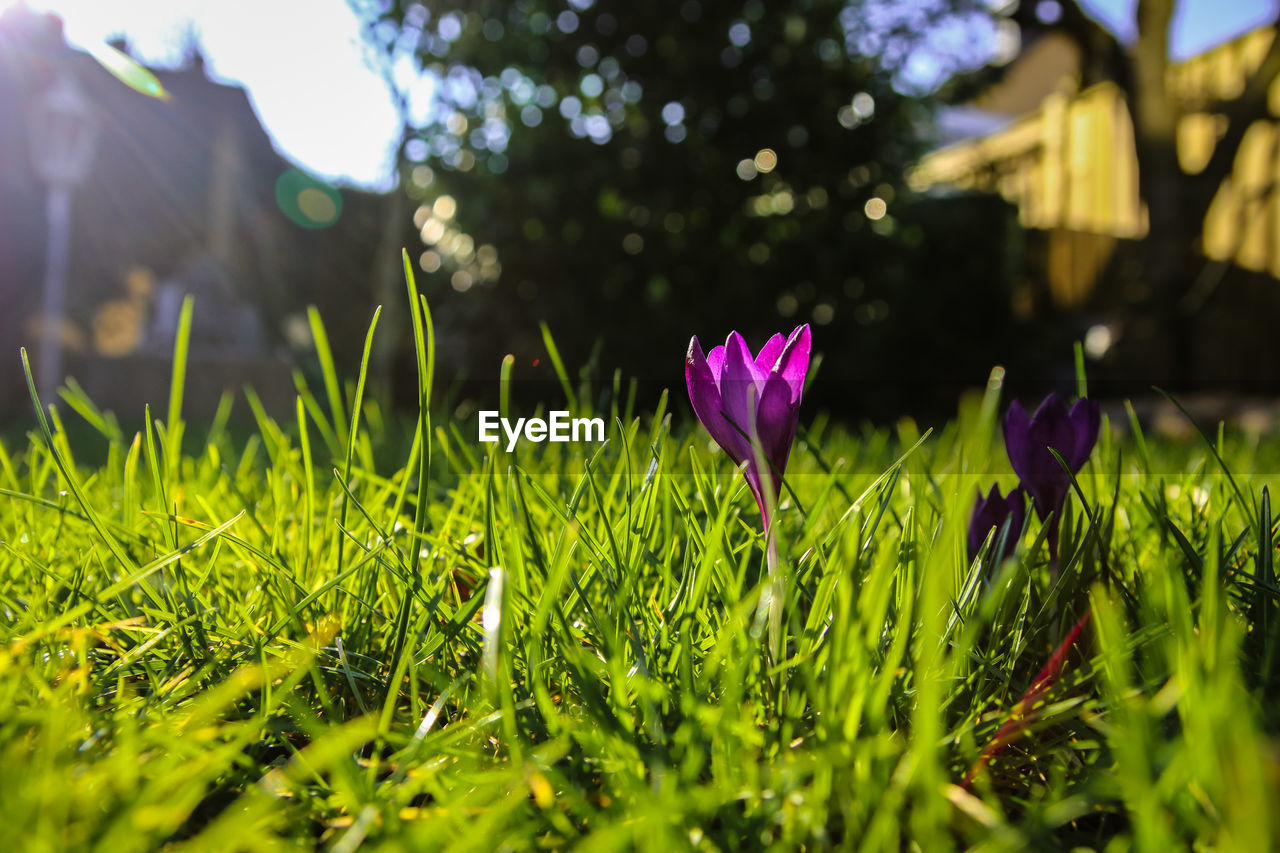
[686,325,811,529]
[968,484,1027,561]
[1003,392,1100,521]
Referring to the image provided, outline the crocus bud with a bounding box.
[685,325,811,530]
[968,484,1027,561]
[1002,392,1100,521]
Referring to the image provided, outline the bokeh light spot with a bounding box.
[296,188,337,224]
[412,165,434,187]
[421,218,446,243]
[125,267,154,298]
[93,301,142,356]
[275,170,342,229]
[438,13,463,41]
[1036,0,1063,23]
[405,138,428,161]
[560,96,582,119]
[556,11,579,33]
[1084,324,1113,359]
[433,195,457,219]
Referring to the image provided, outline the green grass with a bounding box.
[2,264,1278,849]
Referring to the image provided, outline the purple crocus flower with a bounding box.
[685,325,811,529]
[1003,392,1100,522]
[968,484,1026,561]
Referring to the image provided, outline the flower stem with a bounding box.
[765,526,782,665]
[962,610,1092,788]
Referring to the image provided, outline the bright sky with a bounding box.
[5,0,1277,188]
[1081,0,1278,59]
[12,0,409,188]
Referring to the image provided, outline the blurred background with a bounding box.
[0,0,1277,424]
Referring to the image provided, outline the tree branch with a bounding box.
[1052,0,1132,93]
[1194,24,1280,209]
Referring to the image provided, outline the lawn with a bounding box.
[1,267,1277,850]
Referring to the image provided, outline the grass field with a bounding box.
[2,267,1278,850]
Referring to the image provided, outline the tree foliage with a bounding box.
[364,0,1027,417]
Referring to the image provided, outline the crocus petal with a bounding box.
[685,337,719,418]
[1005,486,1027,558]
[740,373,801,528]
[687,336,750,463]
[968,484,1027,561]
[705,344,726,385]
[1002,401,1033,481]
[1005,393,1087,520]
[1023,479,1067,522]
[685,335,710,387]
[967,486,999,559]
[719,332,764,449]
[1067,398,1100,470]
[772,324,811,403]
[686,327,811,532]
[1029,393,1075,466]
[1008,486,1027,533]
[756,372,799,488]
[753,333,786,374]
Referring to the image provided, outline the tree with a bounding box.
[361,0,1026,418]
[985,0,1280,386]
[1125,0,1280,386]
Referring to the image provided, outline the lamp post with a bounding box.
[26,71,98,400]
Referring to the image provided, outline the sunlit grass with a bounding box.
[1,258,1277,849]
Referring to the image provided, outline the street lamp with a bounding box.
[26,71,98,400]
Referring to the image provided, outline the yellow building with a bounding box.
[912,26,1280,308]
